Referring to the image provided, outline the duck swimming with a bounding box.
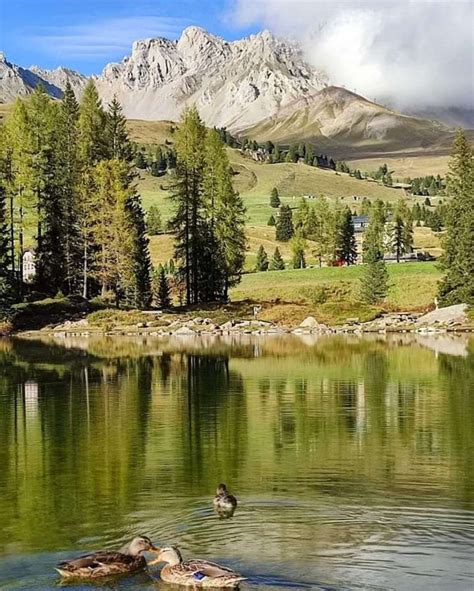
[213,483,237,513]
[150,546,245,588]
[55,536,159,579]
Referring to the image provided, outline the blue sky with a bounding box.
[0,0,258,74]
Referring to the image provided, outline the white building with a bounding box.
[22,250,36,283]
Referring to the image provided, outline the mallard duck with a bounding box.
[55,536,159,579]
[150,546,245,588]
[213,483,237,512]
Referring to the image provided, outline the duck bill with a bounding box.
[150,545,161,554]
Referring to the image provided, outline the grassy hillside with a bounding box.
[229,262,440,325]
[347,154,451,178]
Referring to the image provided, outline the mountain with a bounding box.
[94,27,328,130]
[0,27,460,152]
[243,86,448,149]
[0,52,86,102]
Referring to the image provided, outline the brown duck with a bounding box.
[150,546,245,588]
[55,536,159,579]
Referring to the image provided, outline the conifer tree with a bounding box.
[270,247,285,270]
[360,201,388,303]
[169,107,207,305]
[311,197,333,266]
[336,207,357,265]
[0,182,13,306]
[294,197,310,236]
[156,266,172,309]
[267,214,276,226]
[146,205,162,235]
[106,96,134,163]
[270,187,280,208]
[438,131,474,306]
[56,81,82,294]
[78,80,108,298]
[255,244,269,271]
[203,128,246,299]
[291,234,307,268]
[276,205,294,241]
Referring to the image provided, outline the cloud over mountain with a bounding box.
[230,0,474,111]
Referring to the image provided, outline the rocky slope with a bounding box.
[0,27,456,149]
[244,86,448,148]
[94,27,328,130]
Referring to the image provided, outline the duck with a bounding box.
[213,483,238,513]
[150,546,245,588]
[55,536,159,579]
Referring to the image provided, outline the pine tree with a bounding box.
[337,207,357,265]
[147,205,162,235]
[438,131,474,306]
[156,266,172,309]
[267,214,276,226]
[78,80,108,298]
[56,81,82,295]
[276,205,294,241]
[270,187,280,208]
[291,234,306,268]
[270,247,285,270]
[255,245,269,271]
[169,107,207,305]
[360,201,388,303]
[294,197,310,236]
[203,128,246,300]
[0,182,13,306]
[106,96,134,163]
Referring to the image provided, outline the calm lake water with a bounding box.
[0,334,473,591]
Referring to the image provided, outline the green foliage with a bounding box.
[255,244,269,271]
[275,205,294,241]
[336,207,357,265]
[147,205,162,235]
[267,214,276,226]
[270,187,281,208]
[270,247,285,270]
[438,131,474,306]
[291,234,306,269]
[155,267,172,309]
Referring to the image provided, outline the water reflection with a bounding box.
[0,335,473,590]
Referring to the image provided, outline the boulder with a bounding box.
[173,326,196,336]
[299,316,318,328]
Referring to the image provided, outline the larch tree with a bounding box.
[438,131,474,306]
[270,247,285,270]
[169,107,208,305]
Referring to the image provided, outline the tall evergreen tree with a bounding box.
[56,81,82,294]
[203,129,246,299]
[156,266,171,309]
[337,207,357,265]
[276,205,294,241]
[360,201,388,304]
[106,96,134,163]
[255,245,269,271]
[438,131,474,306]
[270,247,285,270]
[169,107,206,305]
[146,205,162,235]
[78,80,108,298]
[0,182,13,306]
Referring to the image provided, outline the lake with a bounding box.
[0,334,473,590]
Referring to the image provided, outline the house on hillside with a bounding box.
[22,250,36,283]
[352,215,369,233]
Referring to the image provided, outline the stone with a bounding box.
[299,316,319,328]
[173,326,196,336]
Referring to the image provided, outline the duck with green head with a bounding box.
[55,536,159,579]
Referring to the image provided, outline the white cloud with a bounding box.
[30,16,187,61]
[230,0,474,109]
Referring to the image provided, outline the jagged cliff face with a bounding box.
[94,27,328,130]
[0,52,86,102]
[0,27,454,148]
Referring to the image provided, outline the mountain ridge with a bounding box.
[0,27,468,150]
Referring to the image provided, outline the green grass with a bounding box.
[230,262,440,313]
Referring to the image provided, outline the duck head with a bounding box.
[127,536,159,556]
[216,483,228,495]
[153,546,183,566]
